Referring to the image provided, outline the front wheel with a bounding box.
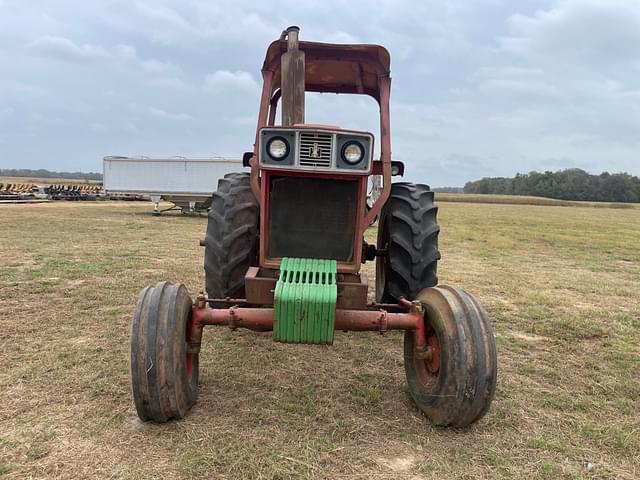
[404,285,497,427]
[130,281,199,422]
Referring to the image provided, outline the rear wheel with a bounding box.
[404,286,497,427]
[204,173,259,299]
[131,281,198,422]
[376,183,440,302]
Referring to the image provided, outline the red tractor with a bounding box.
[130,27,497,427]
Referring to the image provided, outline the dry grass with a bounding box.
[0,200,638,479]
[436,192,638,209]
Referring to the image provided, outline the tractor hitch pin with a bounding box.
[196,291,207,309]
[378,310,388,334]
[410,300,423,313]
[228,306,238,331]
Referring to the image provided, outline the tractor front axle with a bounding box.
[189,300,425,352]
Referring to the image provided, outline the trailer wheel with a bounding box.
[376,183,440,303]
[131,281,198,422]
[204,172,259,300]
[404,286,497,427]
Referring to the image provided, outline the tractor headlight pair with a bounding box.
[341,141,364,165]
[267,135,366,166]
[267,137,289,160]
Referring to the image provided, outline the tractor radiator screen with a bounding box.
[267,176,358,262]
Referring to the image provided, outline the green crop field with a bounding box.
[0,199,638,479]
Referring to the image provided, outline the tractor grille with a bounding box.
[299,132,333,167]
[267,176,358,261]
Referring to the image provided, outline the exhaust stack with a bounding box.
[281,26,305,126]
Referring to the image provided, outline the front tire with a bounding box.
[376,183,440,302]
[404,285,497,427]
[130,281,199,422]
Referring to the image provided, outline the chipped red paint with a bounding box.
[249,34,393,272]
[191,304,422,336]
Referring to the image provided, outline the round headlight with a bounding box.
[341,141,364,165]
[267,137,289,160]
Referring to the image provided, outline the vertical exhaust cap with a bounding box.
[285,25,300,51]
[281,25,304,126]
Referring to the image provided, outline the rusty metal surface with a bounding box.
[281,27,305,126]
[372,160,404,176]
[191,304,421,334]
[336,272,369,309]
[263,39,390,102]
[363,74,391,227]
[258,170,368,274]
[245,267,369,309]
[268,89,282,126]
[250,29,393,219]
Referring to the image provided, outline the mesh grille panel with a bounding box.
[267,176,357,261]
[299,132,332,167]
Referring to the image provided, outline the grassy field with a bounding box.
[0,199,638,479]
[436,192,638,209]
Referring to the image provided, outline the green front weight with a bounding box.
[273,257,337,344]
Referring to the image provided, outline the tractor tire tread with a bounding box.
[377,182,441,302]
[204,173,259,299]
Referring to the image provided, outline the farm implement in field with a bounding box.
[0,182,101,201]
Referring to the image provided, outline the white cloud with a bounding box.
[0,107,15,121]
[499,0,640,64]
[148,77,191,90]
[126,103,193,121]
[203,70,259,94]
[477,67,561,98]
[133,1,192,32]
[27,35,110,62]
[90,122,109,133]
[146,106,192,121]
[141,58,182,75]
[115,44,137,61]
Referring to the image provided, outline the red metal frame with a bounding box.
[244,266,369,310]
[249,37,393,272]
[259,169,368,273]
[216,31,407,347]
[188,281,427,354]
[189,302,424,352]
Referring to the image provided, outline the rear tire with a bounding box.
[404,286,497,427]
[131,281,198,422]
[376,183,440,302]
[204,173,259,299]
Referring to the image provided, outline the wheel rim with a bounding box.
[414,320,441,387]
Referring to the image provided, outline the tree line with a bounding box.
[0,168,102,181]
[464,169,640,203]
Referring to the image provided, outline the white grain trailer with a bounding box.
[103,156,242,214]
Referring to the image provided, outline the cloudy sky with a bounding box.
[1,0,639,186]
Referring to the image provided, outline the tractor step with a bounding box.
[273,257,337,344]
